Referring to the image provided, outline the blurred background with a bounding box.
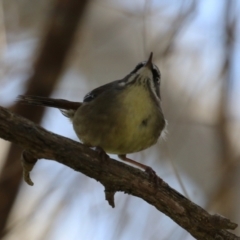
[0,0,240,239]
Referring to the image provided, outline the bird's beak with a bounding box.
[145,52,153,69]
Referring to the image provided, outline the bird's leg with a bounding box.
[118,154,158,182]
[118,154,150,170]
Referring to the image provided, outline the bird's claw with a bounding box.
[145,166,161,186]
[94,146,109,162]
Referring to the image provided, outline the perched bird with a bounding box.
[18,52,166,175]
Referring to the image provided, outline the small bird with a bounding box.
[18,52,166,175]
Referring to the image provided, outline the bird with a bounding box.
[18,52,166,176]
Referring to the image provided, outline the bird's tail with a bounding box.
[17,95,82,119]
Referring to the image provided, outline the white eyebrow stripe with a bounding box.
[137,62,160,76]
[118,74,137,86]
[148,78,160,101]
[118,62,161,89]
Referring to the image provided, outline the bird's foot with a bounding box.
[94,146,109,162]
[145,166,162,186]
[118,154,162,186]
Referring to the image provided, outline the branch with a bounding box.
[0,0,89,236]
[0,106,239,240]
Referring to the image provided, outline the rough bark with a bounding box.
[0,106,239,240]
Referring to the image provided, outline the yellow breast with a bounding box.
[113,84,162,153]
[73,84,164,155]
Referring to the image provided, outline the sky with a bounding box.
[0,0,240,239]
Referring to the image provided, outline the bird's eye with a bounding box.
[154,77,160,84]
[152,68,160,84]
